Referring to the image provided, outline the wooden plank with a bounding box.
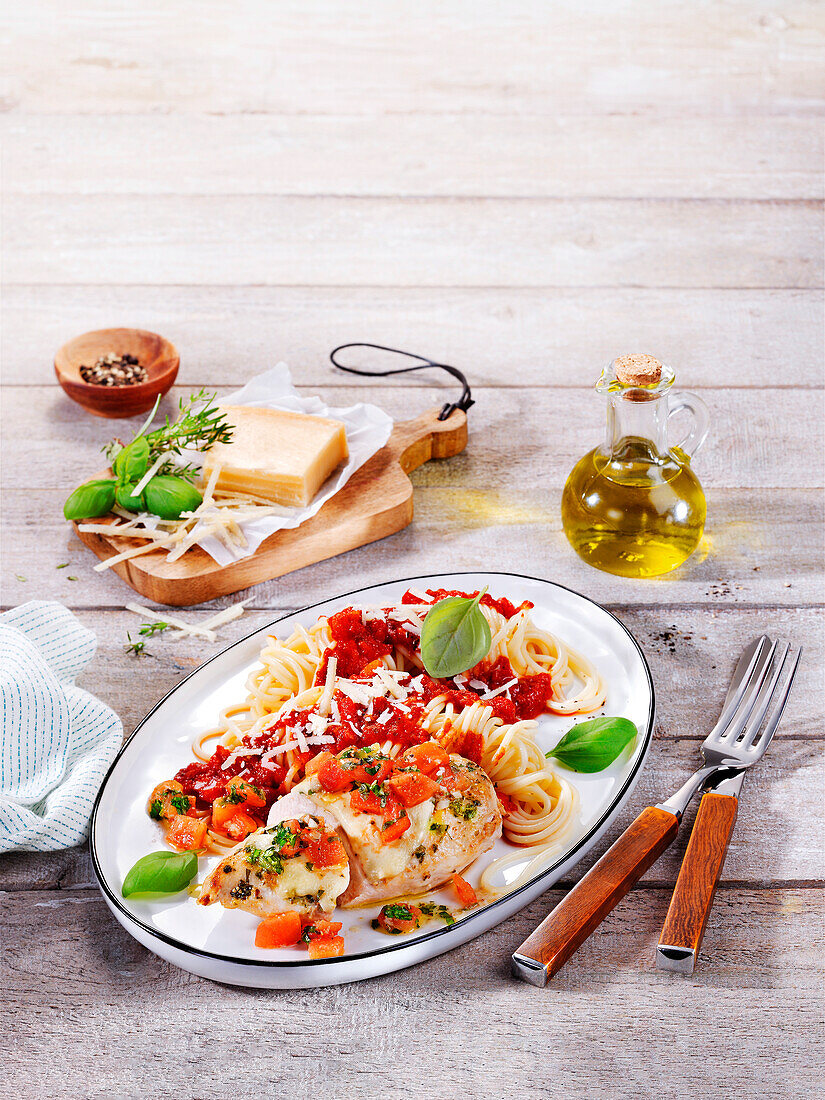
[3,285,822,389]
[3,114,822,199]
[0,887,821,1098]
[1,727,820,893]
[1,0,823,117]
[3,485,822,611]
[4,195,821,288]
[3,385,824,491]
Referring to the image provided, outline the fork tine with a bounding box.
[744,646,802,758]
[713,639,779,744]
[736,643,791,750]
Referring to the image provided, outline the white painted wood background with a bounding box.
[1,2,823,1097]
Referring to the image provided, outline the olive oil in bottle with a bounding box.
[561,354,709,578]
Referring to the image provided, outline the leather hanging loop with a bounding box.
[330,343,474,421]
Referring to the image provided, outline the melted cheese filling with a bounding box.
[293,778,434,883]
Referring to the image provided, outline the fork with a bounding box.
[511,637,801,986]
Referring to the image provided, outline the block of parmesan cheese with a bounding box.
[201,406,349,507]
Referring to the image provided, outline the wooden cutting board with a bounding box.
[73,406,467,607]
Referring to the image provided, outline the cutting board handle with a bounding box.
[389,407,468,474]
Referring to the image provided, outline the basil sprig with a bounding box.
[63,434,202,522]
[420,590,492,679]
[121,850,198,898]
[63,479,118,521]
[546,716,638,773]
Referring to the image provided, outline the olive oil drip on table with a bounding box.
[561,355,709,578]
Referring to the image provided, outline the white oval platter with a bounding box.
[91,571,654,988]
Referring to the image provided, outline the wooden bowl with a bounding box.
[55,328,179,419]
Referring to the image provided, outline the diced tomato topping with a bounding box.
[226,776,266,808]
[307,833,346,868]
[210,797,238,830]
[277,820,302,858]
[305,751,331,778]
[307,935,345,960]
[166,815,208,851]
[452,872,479,907]
[349,787,387,815]
[388,770,439,808]
[255,911,303,949]
[380,813,411,844]
[224,810,260,841]
[375,903,423,935]
[317,756,354,793]
[301,918,343,940]
[402,742,451,776]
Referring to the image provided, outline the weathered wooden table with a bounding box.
[1,3,823,1097]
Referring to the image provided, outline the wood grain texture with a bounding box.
[2,0,822,116]
[3,286,822,389]
[514,807,680,981]
[72,407,467,604]
[5,385,824,491]
[658,791,739,969]
[4,115,823,199]
[6,195,821,288]
[1,885,822,1097]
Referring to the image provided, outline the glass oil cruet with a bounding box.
[561,354,709,578]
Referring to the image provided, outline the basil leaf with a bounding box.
[63,478,117,521]
[115,481,146,512]
[546,716,638,773]
[121,850,198,898]
[113,436,149,484]
[420,593,492,679]
[143,476,203,520]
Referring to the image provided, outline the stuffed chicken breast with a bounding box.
[282,742,501,907]
[198,813,349,917]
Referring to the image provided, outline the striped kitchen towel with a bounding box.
[0,601,122,852]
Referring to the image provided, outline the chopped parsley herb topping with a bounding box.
[148,799,163,820]
[170,793,191,815]
[447,797,479,821]
[419,903,456,926]
[245,845,284,876]
[383,904,414,922]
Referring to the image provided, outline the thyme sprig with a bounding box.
[103,390,233,482]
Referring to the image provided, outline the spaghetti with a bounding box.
[169,588,606,892]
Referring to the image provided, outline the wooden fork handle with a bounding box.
[512,806,679,985]
[656,791,739,974]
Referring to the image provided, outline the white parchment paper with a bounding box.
[192,364,393,565]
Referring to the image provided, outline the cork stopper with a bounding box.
[614,354,662,387]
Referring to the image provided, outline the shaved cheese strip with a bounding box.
[374,666,408,699]
[93,540,169,571]
[199,599,252,633]
[262,740,299,757]
[480,678,518,701]
[295,727,309,753]
[78,523,171,540]
[317,656,337,716]
[376,709,393,725]
[130,453,167,499]
[469,679,488,691]
[125,602,217,642]
[336,679,373,705]
[405,586,431,602]
[220,746,262,771]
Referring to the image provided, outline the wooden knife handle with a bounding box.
[656,791,738,974]
[512,806,679,985]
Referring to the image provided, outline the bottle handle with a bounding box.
[668,390,709,459]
